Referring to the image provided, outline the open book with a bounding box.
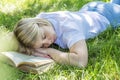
[0,51,55,74]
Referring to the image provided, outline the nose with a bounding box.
[43,39,52,48]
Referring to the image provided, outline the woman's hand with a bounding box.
[33,48,61,60]
[31,40,88,67]
[19,46,50,58]
[32,48,51,58]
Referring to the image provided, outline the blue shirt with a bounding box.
[36,11,110,48]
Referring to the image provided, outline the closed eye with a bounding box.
[43,35,46,40]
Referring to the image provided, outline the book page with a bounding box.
[0,53,15,66]
[0,52,54,67]
[0,52,28,67]
[19,56,54,67]
[18,62,55,74]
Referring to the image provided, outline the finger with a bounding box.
[32,52,45,57]
[32,52,50,58]
[35,48,47,54]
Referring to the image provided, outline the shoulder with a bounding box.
[62,30,86,49]
[70,40,87,52]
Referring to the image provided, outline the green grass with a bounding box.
[0,0,120,80]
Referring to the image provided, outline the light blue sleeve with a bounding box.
[62,31,85,49]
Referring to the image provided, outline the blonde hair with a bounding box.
[14,18,52,55]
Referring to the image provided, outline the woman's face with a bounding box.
[33,25,56,48]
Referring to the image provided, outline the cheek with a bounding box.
[47,31,54,37]
[33,40,42,49]
[47,34,53,40]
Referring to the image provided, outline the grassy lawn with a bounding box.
[0,0,120,80]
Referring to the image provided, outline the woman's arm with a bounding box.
[34,40,88,67]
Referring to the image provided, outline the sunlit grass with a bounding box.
[0,0,120,80]
[0,0,26,13]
